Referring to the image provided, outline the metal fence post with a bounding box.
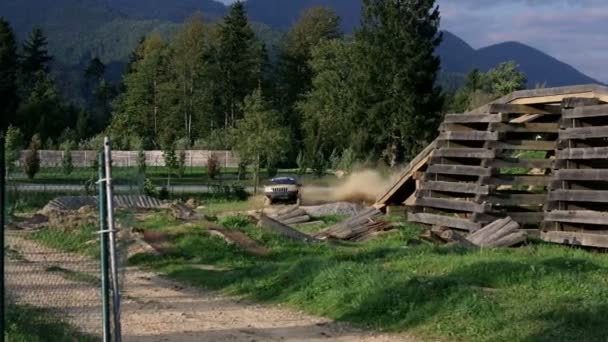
[0,132,5,337]
[103,137,122,342]
[98,152,111,342]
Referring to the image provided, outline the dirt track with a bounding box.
[6,233,416,341]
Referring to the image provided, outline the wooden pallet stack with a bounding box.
[409,103,560,233]
[407,110,504,232]
[543,100,608,247]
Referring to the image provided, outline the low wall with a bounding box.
[19,150,240,168]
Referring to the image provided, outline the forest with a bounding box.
[0,0,526,174]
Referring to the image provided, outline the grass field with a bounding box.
[5,303,96,342]
[29,206,608,342]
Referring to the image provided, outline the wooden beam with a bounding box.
[556,147,608,160]
[427,164,493,177]
[545,210,608,225]
[444,113,507,123]
[478,212,544,225]
[432,148,495,159]
[492,140,555,151]
[489,103,561,114]
[407,212,481,231]
[554,169,608,181]
[510,114,544,124]
[438,131,500,141]
[420,181,490,195]
[562,105,608,119]
[549,189,608,203]
[560,126,608,140]
[414,197,490,213]
[541,230,608,248]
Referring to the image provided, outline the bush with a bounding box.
[296,150,306,175]
[23,134,41,180]
[143,178,158,197]
[137,149,146,175]
[178,150,186,177]
[207,153,221,180]
[61,140,74,175]
[237,161,248,180]
[4,126,24,173]
[163,144,179,176]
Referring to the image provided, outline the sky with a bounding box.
[219,0,607,83]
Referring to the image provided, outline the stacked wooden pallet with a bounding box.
[409,103,560,232]
[543,100,608,247]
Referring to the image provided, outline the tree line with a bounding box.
[1,0,527,176]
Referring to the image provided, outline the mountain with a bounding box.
[437,32,600,87]
[0,0,601,95]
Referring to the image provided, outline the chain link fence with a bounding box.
[2,139,140,340]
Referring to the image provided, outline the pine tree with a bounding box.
[215,2,263,129]
[20,27,53,91]
[358,0,444,163]
[0,18,19,131]
[276,6,342,157]
[111,34,169,147]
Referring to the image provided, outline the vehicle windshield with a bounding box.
[270,177,297,185]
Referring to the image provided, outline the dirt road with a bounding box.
[6,232,415,342]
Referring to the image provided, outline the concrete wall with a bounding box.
[20,150,240,168]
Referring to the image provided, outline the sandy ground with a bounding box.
[5,232,416,342]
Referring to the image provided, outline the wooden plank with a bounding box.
[432,148,495,159]
[438,131,500,141]
[420,181,489,195]
[258,215,320,243]
[510,114,543,124]
[492,140,555,151]
[560,126,608,140]
[407,212,481,231]
[563,105,608,119]
[444,113,506,123]
[555,169,608,181]
[492,123,559,133]
[541,230,608,248]
[485,194,547,206]
[486,175,551,186]
[545,210,608,225]
[557,147,608,160]
[489,103,561,115]
[439,123,483,132]
[414,197,490,213]
[489,158,553,169]
[549,189,608,203]
[375,140,435,206]
[426,164,493,177]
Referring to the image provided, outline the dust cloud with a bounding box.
[302,170,398,205]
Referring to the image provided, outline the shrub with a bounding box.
[178,150,186,177]
[23,135,41,180]
[137,149,146,175]
[163,144,179,176]
[207,153,221,180]
[4,126,24,173]
[237,161,248,180]
[143,178,158,197]
[296,150,306,175]
[61,140,74,175]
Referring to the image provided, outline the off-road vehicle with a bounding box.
[263,176,302,205]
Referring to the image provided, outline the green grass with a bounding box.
[31,223,100,258]
[5,303,97,341]
[26,207,608,342]
[131,214,608,342]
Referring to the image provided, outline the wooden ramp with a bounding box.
[374,140,435,209]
